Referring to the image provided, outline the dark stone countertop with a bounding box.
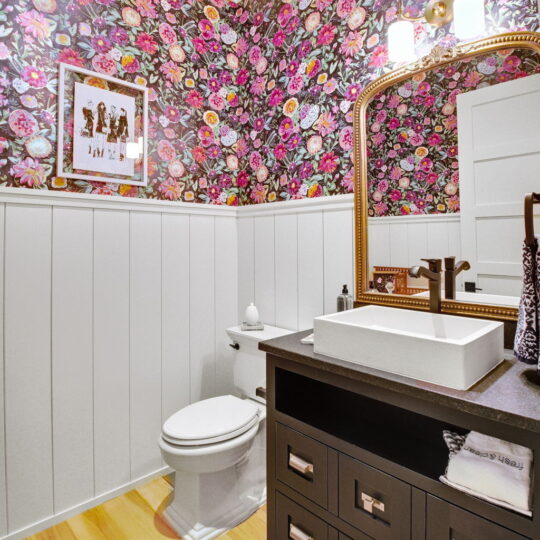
[260,329,540,434]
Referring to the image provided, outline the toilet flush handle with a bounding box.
[229,342,240,350]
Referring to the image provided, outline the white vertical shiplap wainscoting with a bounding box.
[236,194,355,331]
[0,189,354,539]
[0,188,238,540]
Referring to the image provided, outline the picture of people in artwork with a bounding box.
[73,82,136,177]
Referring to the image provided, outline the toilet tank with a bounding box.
[226,325,293,403]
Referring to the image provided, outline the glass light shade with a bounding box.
[126,141,140,159]
[388,20,416,63]
[454,0,485,39]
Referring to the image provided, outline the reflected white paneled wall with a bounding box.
[0,195,238,540]
[368,214,461,269]
[237,195,354,331]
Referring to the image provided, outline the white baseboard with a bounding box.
[1,466,172,540]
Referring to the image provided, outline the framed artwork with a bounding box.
[57,63,149,186]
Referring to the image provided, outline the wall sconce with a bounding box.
[388,0,485,63]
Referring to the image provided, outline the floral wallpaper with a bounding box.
[367,48,540,216]
[0,0,246,203]
[0,0,538,204]
[235,0,539,204]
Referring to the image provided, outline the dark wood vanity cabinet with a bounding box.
[261,332,540,540]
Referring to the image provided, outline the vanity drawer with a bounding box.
[338,453,411,539]
[276,491,331,540]
[276,423,329,509]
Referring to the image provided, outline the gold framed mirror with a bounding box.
[353,31,540,322]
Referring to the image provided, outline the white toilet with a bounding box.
[159,325,292,540]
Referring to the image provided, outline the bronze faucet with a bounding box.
[409,258,442,313]
[444,257,470,300]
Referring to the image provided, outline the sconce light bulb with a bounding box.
[454,0,485,40]
[388,20,416,63]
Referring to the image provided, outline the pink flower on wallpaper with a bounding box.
[186,90,204,108]
[251,76,265,95]
[208,93,225,110]
[136,32,158,54]
[136,0,158,18]
[338,126,353,150]
[157,140,176,161]
[316,111,337,136]
[341,168,354,192]
[317,24,336,46]
[198,19,215,40]
[237,170,249,188]
[272,30,286,47]
[192,37,207,54]
[21,66,47,89]
[278,117,294,141]
[277,4,294,26]
[503,55,522,72]
[8,109,38,137]
[249,151,262,170]
[268,88,284,107]
[159,177,182,200]
[92,53,117,75]
[340,31,364,56]
[287,74,304,95]
[319,151,339,173]
[159,23,177,45]
[250,182,267,203]
[17,10,52,40]
[274,143,287,160]
[368,44,388,68]
[10,157,47,187]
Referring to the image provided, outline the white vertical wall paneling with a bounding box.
[368,223,390,268]
[214,217,238,396]
[254,216,276,325]
[5,204,53,532]
[389,224,408,267]
[93,209,131,495]
[275,214,298,330]
[130,212,162,478]
[0,204,6,538]
[190,215,215,401]
[51,207,94,513]
[237,217,254,323]
[407,222,428,267]
[427,221,450,260]
[323,209,354,315]
[162,214,190,421]
[297,212,324,330]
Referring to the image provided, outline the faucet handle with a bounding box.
[421,258,442,273]
[444,256,456,270]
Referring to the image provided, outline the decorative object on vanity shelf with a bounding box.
[353,31,540,323]
[440,430,533,516]
[387,0,485,62]
[57,63,149,187]
[514,192,540,376]
[336,284,354,312]
[241,303,264,331]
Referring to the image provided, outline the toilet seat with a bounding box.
[162,395,260,447]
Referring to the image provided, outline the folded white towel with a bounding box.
[440,431,533,516]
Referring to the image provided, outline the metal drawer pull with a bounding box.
[289,523,313,540]
[361,492,385,513]
[289,452,314,475]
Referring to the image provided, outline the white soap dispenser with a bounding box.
[245,303,259,325]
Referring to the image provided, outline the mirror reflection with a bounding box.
[365,47,540,308]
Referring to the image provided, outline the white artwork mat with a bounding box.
[73,82,136,177]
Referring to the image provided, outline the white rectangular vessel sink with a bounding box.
[313,306,504,390]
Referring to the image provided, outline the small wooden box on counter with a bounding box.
[261,330,540,540]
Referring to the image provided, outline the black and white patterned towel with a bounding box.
[514,239,540,366]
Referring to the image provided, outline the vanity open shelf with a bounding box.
[276,368,467,483]
[261,330,540,540]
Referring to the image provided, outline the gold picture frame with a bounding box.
[353,31,540,322]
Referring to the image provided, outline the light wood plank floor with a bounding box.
[26,476,266,540]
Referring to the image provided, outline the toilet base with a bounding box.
[164,492,266,540]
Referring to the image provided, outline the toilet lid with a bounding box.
[162,395,260,446]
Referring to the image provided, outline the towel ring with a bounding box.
[524,192,540,246]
